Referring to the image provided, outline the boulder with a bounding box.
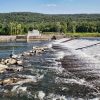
[36,49,42,54]
[8,58,17,65]
[3,58,17,65]
[23,52,32,56]
[0,78,20,85]
[4,59,9,64]
[0,61,5,65]
[0,64,8,73]
[6,66,23,72]
[17,60,23,65]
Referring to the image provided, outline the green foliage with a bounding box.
[66,33,100,37]
[0,12,100,36]
[28,26,34,31]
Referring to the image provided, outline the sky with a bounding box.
[0,0,100,14]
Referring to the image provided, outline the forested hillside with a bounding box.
[0,12,100,35]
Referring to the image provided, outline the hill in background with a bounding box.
[0,12,100,36]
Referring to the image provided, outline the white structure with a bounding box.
[27,30,41,38]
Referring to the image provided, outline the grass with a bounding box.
[42,32,59,35]
[66,33,100,37]
[42,32,100,37]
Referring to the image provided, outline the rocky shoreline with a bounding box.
[0,36,16,42]
[0,45,49,99]
[0,35,65,42]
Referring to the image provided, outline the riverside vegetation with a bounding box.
[0,12,100,37]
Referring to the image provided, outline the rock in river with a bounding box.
[3,58,17,65]
[0,64,8,73]
[17,60,23,65]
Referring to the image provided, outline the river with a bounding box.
[0,38,100,100]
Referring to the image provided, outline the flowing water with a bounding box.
[0,38,100,100]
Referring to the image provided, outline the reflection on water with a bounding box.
[0,41,47,58]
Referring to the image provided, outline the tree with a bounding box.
[55,22,61,33]
[28,26,34,31]
[72,21,76,33]
[16,24,22,34]
[2,25,10,35]
[23,27,28,34]
[67,18,73,32]
[60,22,67,33]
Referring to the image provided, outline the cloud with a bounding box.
[46,4,57,7]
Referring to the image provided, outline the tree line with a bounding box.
[0,12,100,35]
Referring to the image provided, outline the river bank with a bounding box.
[0,36,16,42]
[0,34,64,42]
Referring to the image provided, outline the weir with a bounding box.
[52,38,100,96]
[76,42,100,50]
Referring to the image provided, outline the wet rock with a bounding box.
[29,50,34,53]
[3,58,17,65]
[51,35,56,40]
[6,66,23,72]
[0,77,34,86]
[6,68,14,72]
[0,64,8,73]
[0,61,5,65]
[4,59,9,64]
[9,58,17,65]
[33,46,49,55]
[17,60,23,65]
[35,49,43,54]
[0,78,20,85]
[23,52,32,56]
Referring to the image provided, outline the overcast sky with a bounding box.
[0,0,100,14]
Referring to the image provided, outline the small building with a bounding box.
[27,30,41,37]
[27,30,41,41]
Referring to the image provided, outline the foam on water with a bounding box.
[53,38,70,43]
[81,44,100,59]
[52,38,100,56]
[11,85,27,93]
[37,91,45,100]
[52,38,100,63]
[61,39,100,49]
[55,51,65,59]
